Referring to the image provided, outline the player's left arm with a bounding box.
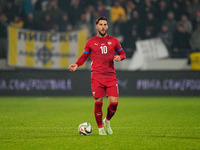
[114,49,126,62]
[114,38,126,62]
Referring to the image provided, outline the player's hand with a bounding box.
[113,55,121,62]
[68,64,78,72]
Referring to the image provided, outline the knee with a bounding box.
[109,96,118,103]
[95,97,103,102]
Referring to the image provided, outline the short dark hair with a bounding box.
[96,16,108,24]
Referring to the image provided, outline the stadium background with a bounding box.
[0,1,200,150]
[0,0,200,96]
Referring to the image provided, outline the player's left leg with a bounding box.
[103,80,119,134]
[107,96,119,121]
[106,81,119,121]
[103,96,118,135]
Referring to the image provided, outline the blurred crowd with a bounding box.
[0,0,200,59]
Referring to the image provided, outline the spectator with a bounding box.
[58,0,71,13]
[69,0,83,25]
[156,0,169,23]
[158,24,173,51]
[122,30,140,58]
[140,0,155,18]
[90,10,100,36]
[190,24,200,51]
[24,13,38,30]
[125,0,136,20]
[23,0,33,15]
[84,5,95,26]
[34,0,42,11]
[177,14,193,33]
[141,11,160,37]
[192,10,200,30]
[113,25,121,38]
[66,23,73,32]
[76,12,91,30]
[169,1,185,21]
[163,11,177,34]
[127,9,142,36]
[143,28,155,39]
[187,0,200,21]
[112,14,126,37]
[110,1,126,23]
[85,4,98,36]
[95,0,107,17]
[0,13,8,58]
[39,13,57,31]
[10,14,24,28]
[171,24,191,58]
[45,0,63,22]
[185,0,193,19]
[0,0,7,10]
[59,13,71,32]
[2,1,19,22]
[34,0,48,12]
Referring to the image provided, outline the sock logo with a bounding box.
[96,113,101,116]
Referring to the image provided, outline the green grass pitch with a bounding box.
[0,97,200,150]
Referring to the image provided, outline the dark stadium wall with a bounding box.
[0,70,200,96]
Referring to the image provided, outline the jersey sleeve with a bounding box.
[115,38,126,60]
[84,40,91,54]
[75,40,91,67]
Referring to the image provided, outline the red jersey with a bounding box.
[76,34,126,78]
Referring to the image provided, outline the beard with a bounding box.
[98,30,107,37]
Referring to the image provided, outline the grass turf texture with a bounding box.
[0,97,200,150]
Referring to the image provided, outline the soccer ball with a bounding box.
[78,122,92,135]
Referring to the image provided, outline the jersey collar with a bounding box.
[95,34,109,39]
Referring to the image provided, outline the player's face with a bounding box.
[96,20,108,37]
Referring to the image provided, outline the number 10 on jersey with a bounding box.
[100,46,107,54]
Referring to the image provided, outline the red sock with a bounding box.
[106,102,118,121]
[94,101,103,128]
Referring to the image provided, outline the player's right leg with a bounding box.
[92,78,107,135]
[94,98,107,135]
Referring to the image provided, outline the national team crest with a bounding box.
[108,42,112,45]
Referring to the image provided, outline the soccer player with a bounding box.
[68,16,126,135]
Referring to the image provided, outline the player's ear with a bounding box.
[95,25,97,29]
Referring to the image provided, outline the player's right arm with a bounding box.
[68,52,90,72]
[68,40,91,72]
[68,63,78,72]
